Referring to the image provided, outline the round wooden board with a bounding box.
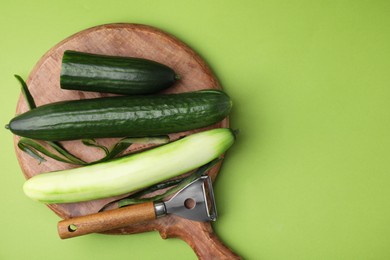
[15,23,228,227]
[14,24,240,259]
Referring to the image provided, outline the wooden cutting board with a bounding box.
[14,23,240,259]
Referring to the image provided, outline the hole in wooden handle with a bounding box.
[68,224,78,232]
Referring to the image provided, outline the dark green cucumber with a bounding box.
[60,50,178,95]
[8,90,232,141]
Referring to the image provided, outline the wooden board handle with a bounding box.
[57,202,156,239]
[188,226,242,260]
[158,219,242,259]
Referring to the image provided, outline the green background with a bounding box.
[1,0,390,259]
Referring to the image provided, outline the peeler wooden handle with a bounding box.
[57,201,156,239]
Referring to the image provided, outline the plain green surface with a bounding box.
[1,0,390,259]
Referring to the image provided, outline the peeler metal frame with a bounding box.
[155,175,218,222]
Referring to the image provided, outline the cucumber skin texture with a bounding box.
[9,90,232,141]
[60,50,177,95]
[23,128,235,204]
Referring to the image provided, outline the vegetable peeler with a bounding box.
[58,175,217,239]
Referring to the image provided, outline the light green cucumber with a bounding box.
[23,128,235,204]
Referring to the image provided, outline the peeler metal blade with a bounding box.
[154,175,217,222]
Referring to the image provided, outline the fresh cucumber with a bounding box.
[8,90,232,141]
[60,50,178,95]
[23,128,235,203]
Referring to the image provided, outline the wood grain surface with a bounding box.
[58,201,156,239]
[14,23,240,259]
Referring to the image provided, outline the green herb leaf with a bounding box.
[18,138,85,165]
[18,141,46,164]
[82,139,110,155]
[46,141,87,165]
[14,75,36,110]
